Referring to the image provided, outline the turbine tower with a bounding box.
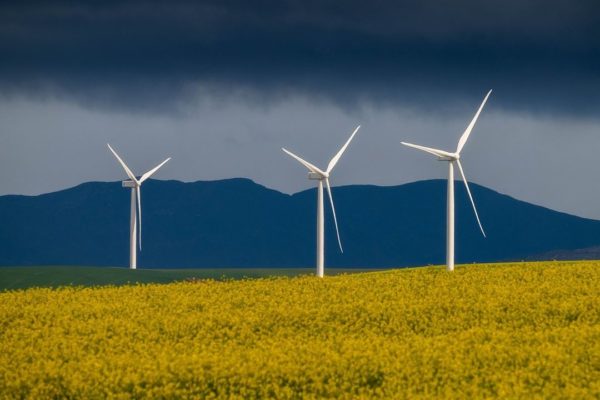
[107,144,171,269]
[282,125,360,277]
[401,90,492,271]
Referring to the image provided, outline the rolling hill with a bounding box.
[1,178,600,267]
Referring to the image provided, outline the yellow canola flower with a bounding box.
[0,261,599,399]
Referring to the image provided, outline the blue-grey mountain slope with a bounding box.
[1,179,599,267]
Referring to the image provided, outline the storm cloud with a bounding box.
[1,0,599,114]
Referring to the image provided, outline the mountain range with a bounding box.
[1,178,600,268]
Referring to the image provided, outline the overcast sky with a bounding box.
[1,0,600,218]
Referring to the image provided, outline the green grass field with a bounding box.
[0,266,373,291]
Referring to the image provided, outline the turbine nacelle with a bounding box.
[122,180,138,188]
[308,171,328,180]
[437,153,459,162]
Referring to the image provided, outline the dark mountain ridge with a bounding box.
[1,178,599,268]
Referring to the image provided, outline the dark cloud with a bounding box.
[1,0,599,114]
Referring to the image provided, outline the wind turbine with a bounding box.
[107,144,171,269]
[282,125,360,277]
[401,90,492,272]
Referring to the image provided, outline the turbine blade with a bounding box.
[325,178,343,253]
[281,148,326,176]
[107,144,138,184]
[456,89,492,154]
[401,142,452,158]
[327,125,360,173]
[456,160,486,237]
[136,186,142,250]
[139,157,171,184]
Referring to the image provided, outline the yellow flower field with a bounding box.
[1,261,599,399]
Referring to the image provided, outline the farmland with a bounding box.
[1,261,599,398]
[0,266,332,291]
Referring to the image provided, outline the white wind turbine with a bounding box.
[401,90,492,271]
[107,144,171,269]
[282,125,360,277]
